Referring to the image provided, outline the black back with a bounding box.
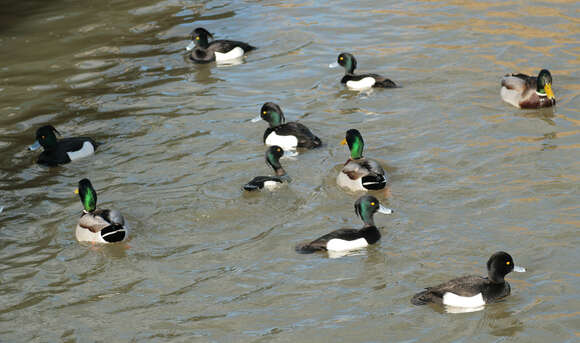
[341,74,397,88]
[263,122,322,149]
[243,176,283,191]
[37,137,98,166]
[295,226,380,254]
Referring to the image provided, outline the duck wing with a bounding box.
[272,122,322,149]
[243,176,283,191]
[501,73,535,92]
[411,275,486,305]
[342,158,386,189]
[295,228,362,253]
[210,40,256,53]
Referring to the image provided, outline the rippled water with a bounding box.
[1,0,579,341]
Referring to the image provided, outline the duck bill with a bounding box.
[329,62,339,68]
[185,41,196,51]
[29,140,41,151]
[74,188,79,195]
[544,83,555,100]
[377,204,393,215]
[250,115,262,123]
[340,138,347,145]
[513,265,526,273]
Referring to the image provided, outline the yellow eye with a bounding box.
[277,148,281,152]
[506,261,511,265]
[41,136,45,139]
[370,202,375,206]
[263,111,267,115]
[195,36,200,40]
[339,57,344,60]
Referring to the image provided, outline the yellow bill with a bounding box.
[340,138,347,145]
[545,83,555,100]
[74,188,79,194]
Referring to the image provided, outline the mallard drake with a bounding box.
[411,252,526,310]
[295,195,393,254]
[329,52,397,90]
[74,178,128,243]
[337,129,387,192]
[500,69,556,109]
[186,27,256,63]
[29,125,99,166]
[243,146,291,191]
[252,102,322,151]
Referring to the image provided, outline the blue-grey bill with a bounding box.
[328,62,339,68]
[378,204,393,215]
[251,115,262,123]
[29,140,41,151]
[514,265,526,273]
[186,41,196,51]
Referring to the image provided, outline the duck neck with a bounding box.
[349,138,364,160]
[345,59,356,75]
[198,35,210,48]
[488,272,505,284]
[268,110,285,128]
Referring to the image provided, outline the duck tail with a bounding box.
[242,183,260,191]
[361,174,386,190]
[312,136,322,148]
[410,290,434,306]
[295,242,321,254]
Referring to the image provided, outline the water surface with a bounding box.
[0,0,579,341]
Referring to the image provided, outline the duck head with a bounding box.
[265,145,287,177]
[29,125,60,151]
[187,27,213,50]
[75,178,97,213]
[341,129,364,160]
[536,69,555,101]
[259,102,286,128]
[487,251,526,283]
[329,53,357,74]
[354,195,393,227]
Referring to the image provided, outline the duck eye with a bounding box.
[262,111,267,115]
[195,36,200,40]
[506,261,511,265]
[276,148,281,152]
[339,57,344,60]
[41,136,45,139]
[370,202,375,206]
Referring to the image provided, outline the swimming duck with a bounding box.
[252,102,322,151]
[243,146,290,191]
[186,27,256,63]
[329,52,397,90]
[75,178,128,243]
[411,251,526,309]
[295,195,393,254]
[337,129,387,192]
[29,125,99,166]
[500,69,556,109]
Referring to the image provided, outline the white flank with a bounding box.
[442,292,485,308]
[263,180,282,191]
[500,87,522,108]
[336,172,365,192]
[75,224,108,243]
[66,141,95,161]
[265,132,298,151]
[346,77,376,90]
[214,47,244,61]
[326,238,368,252]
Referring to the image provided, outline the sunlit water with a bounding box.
[0,0,578,341]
